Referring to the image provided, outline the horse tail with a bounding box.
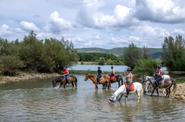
[52,79,56,87]
[172,79,177,94]
[74,76,78,87]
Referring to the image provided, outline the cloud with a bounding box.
[45,11,73,33]
[0,24,12,37]
[78,1,138,28]
[20,21,39,32]
[135,0,185,23]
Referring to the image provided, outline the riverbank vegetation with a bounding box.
[0,31,78,76]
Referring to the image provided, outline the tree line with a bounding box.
[78,52,123,65]
[0,31,78,75]
[1,31,185,76]
[123,35,185,76]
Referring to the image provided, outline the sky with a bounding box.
[1,0,185,49]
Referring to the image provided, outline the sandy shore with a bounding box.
[0,73,60,84]
[171,83,185,101]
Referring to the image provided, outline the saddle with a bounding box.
[110,76,116,81]
[125,83,134,92]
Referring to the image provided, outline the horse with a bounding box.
[52,75,77,88]
[108,82,143,103]
[142,75,176,97]
[99,74,124,89]
[84,74,107,89]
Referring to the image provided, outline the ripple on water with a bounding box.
[0,76,185,121]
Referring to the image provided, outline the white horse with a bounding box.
[142,75,176,97]
[108,82,143,103]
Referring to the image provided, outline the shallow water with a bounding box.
[0,75,184,122]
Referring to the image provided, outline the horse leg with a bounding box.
[107,82,111,89]
[102,84,106,89]
[59,81,63,88]
[165,88,169,97]
[75,81,77,88]
[63,81,67,88]
[95,84,98,89]
[167,87,171,97]
[118,81,120,87]
[118,93,123,103]
[151,88,155,96]
[71,82,74,88]
[156,88,159,96]
[52,80,56,87]
[136,91,141,102]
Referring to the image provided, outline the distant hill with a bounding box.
[75,47,162,59]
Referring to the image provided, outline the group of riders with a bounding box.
[62,65,165,96]
[97,66,133,96]
[96,65,165,96]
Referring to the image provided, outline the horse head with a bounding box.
[84,74,90,81]
[84,74,96,82]
[142,76,154,94]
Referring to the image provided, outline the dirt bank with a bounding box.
[171,83,185,101]
[0,73,60,84]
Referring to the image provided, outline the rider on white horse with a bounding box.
[125,67,133,97]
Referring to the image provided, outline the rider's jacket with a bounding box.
[97,69,102,75]
[111,69,115,75]
[63,69,69,75]
[156,68,164,76]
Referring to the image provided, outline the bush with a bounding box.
[0,55,23,76]
[133,59,160,77]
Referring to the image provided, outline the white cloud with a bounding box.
[0,24,12,36]
[20,21,39,32]
[45,11,72,33]
[135,0,185,23]
[78,1,138,28]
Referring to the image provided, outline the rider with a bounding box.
[125,67,133,96]
[97,66,102,83]
[154,65,164,86]
[63,66,70,83]
[110,65,115,81]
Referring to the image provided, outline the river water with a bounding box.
[0,75,184,122]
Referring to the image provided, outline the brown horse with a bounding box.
[84,74,123,89]
[52,75,77,88]
[100,74,123,89]
[84,74,107,89]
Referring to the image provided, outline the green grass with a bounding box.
[176,79,185,84]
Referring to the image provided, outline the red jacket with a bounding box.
[63,69,69,75]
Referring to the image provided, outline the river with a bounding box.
[0,75,184,121]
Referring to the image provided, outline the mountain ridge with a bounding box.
[75,47,162,59]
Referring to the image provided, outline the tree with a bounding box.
[142,46,150,59]
[162,35,185,71]
[123,43,142,68]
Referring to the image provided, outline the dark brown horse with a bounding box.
[100,74,123,89]
[52,75,77,88]
[142,75,176,97]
